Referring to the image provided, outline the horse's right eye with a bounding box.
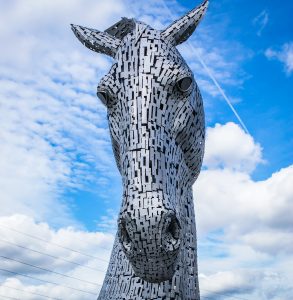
[97,89,116,107]
[97,90,109,106]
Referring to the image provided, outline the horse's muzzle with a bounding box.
[118,209,181,283]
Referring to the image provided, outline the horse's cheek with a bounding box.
[107,112,120,145]
[172,101,193,138]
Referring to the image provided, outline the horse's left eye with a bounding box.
[177,76,193,92]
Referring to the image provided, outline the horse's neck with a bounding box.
[97,190,200,300]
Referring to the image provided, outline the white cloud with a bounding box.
[0,0,125,224]
[0,214,114,300]
[195,165,293,300]
[196,151,293,253]
[265,42,293,75]
[253,10,269,37]
[241,229,293,256]
[194,122,293,300]
[203,122,263,173]
[200,270,258,299]
[199,268,293,300]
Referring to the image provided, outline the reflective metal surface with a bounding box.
[71,1,208,299]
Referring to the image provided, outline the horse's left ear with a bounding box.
[161,0,209,46]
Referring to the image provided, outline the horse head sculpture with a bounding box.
[72,1,208,298]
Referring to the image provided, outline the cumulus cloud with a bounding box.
[203,122,263,173]
[265,42,293,75]
[196,123,293,250]
[196,166,293,245]
[2,0,126,297]
[0,0,126,224]
[0,214,114,299]
[200,270,258,299]
[199,268,293,300]
[194,122,293,299]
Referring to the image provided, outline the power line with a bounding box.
[0,250,250,300]
[0,256,101,287]
[0,284,252,300]
[0,255,250,300]
[0,238,107,274]
[0,295,19,300]
[202,294,248,300]
[0,268,97,296]
[0,284,62,300]
[160,0,250,134]
[0,254,250,300]
[201,288,250,300]
[0,225,111,263]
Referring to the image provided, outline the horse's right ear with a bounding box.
[161,0,209,46]
[71,24,121,58]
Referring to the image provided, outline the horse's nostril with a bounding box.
[166,216,180,240]
[119,219,131,252]
[164,214,181,252]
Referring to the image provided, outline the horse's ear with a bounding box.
[161,0,209,46]
[71,24,121,58]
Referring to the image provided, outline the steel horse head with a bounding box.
[72,1,208,299]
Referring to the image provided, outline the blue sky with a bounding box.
[0,0,292,299]
[181,0,293,179]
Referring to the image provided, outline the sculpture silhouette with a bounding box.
[71,1,208,299]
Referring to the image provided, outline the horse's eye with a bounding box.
[97,89,115,107]
[97,91,108,105]
[177,76,193,92]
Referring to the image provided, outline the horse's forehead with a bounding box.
[134,23,155,43]
[118,23,182,62]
